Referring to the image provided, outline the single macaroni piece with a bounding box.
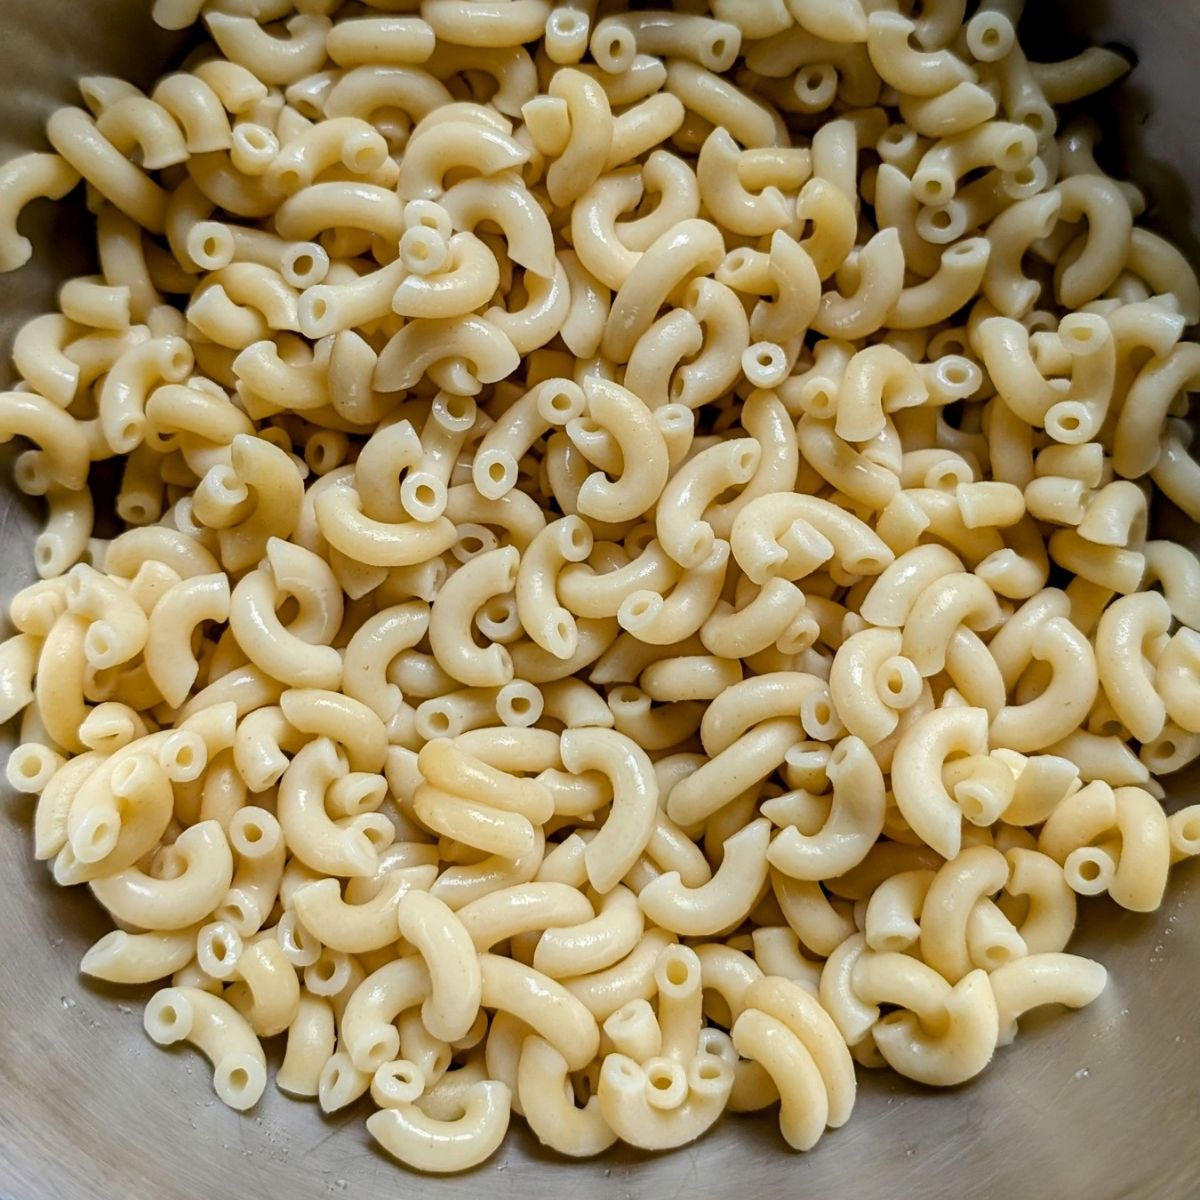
[144,985,267,1110]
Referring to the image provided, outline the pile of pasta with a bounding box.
[3,0,1200,1174]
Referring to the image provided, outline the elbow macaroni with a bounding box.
[0,0,1186,1173]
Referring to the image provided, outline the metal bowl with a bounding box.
[1,4,1198,1198]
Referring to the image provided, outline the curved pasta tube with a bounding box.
[859,957,999,1087]
[374,315,519,395]
[731,493,894,585]
[1055,174,1134,308]
[0,391,91,490]
[834,344,926,444]
[1108,785,1170,912]
[292,873,412,955]
[602,218,725,363]
[315,478,458,568]
[228,550,342,691]
[0,153,81,272]
[697,127,791,237]
[892,707,990,860]
[80,925,198,985]
[204,13,332,87]
[1157,629,1200,734]
[829,628,917,744]
[919,846,1011,983]
[429,546,518,688]
[144,573,230,708]
[888,237,991,330]
[91,819,232,931]
[990,618,1099,752]
[396,890,482,1043]
[479,953,599,1070]
[396,119,528,202]
[767,738,886,881]
[277,738,380,878]
[669,716,803,827]
[367,1080,511,1173]
[1002,847,1076,954]
[638,818,771,936]
[811,228,906,340]
[657,439,760,570]
[457,882,594,952]
[1113,343,1200,480]
[144,985,266,1110]
[63,737,186,876]
[989,953,1107,1046]
[731,1009,830,1150]
[1095,593,1170,744]
[866,12,975,96]
[392,233,500,321]
[560,728,657,894]
[574,376,669,523]
[518,1036,617,1158]
[901,571,1002,678]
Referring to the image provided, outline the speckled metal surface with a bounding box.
[0,4,1198,1199]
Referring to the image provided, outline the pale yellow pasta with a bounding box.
[0,0,1195,1171]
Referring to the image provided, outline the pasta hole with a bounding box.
[1077,859,1102,882]
[308,296,329,323]
[35,542,54,570]
[227,1067,249,1092]
[697,1062,721,1081]
[1002,139,1027,165]
[879,934,908,952]
[923,179,944,199]
[1156,741,1177,760]
[649,1069,674,1090]
[427,712,451,735]
[981,26,1001,47]
[509,695,532,715]
[931,209,953,230]
[291,253,315,277]
[488,461,507,483]
[664,958,690,987]
[1013,167,1036,185]
[1023,112,1047,136]
[276,167,302,191]
[243,822,263,843]
[982,945,1014,968]
[414,483,436,507]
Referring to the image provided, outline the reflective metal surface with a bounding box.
[0,4,1198,1198]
